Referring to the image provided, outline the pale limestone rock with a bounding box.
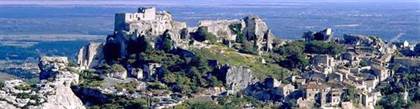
[198,19,244,41]
[243,16,274,53]
[221,65,257,94]
[131,68,144,80]
[0,56,85,109]
[77,42,104,69]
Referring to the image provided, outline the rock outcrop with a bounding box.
[243,16,274,53]
[220,65,257,94]
[0,57,85,109]
[77,42,104,69]
[104,7,278,63]
[198,16,275,53]
[343,34,374,45]
[198,19,244,41]
[303,28,333,42]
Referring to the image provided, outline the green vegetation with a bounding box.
[174,95,272,109]
[162,72,194,93]
[238,41,258,54]
[229,23,245,43]
[14,83,31,90]
[342,86,358,103]
[16,93,30,99]
[193,26,217,44]
[192,45,290,80]
[0,80,4,88]
[100,63,125,75]
[270,40,345,70]
[272,41,308,70]
[140,50,183,67]
[147,81,168,90]
[114,81,139,93]
[111,64,125,73]
[89,97,149,109]
[305,41,345,56]
[79,70,104,87]
[161,34,174,52]
[376,66,420,109]
[377,93,411,109]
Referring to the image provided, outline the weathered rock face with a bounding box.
[303,28,333,42]
[198,20,244,41]
[243,16,273,52]
[77,42,104,69]
[198,16,274,53]
[0,56,85,109]
[343,34,373,45]
[105,8,189,62]
[220,65,257,94]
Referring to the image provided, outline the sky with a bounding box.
[0,0,419,5]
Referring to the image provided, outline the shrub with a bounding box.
[111,64,126,73]
[0,80,4,88]
[114,81,139,93]
[147,82,168,90]
[305,41,345,56]
[238,41,258,54]
[16,93,31,99]
[79,70,104,87]
[229,24,245,43]
[193,26,217,44]
[15,83,31,90]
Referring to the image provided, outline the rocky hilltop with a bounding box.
[72,6,281,108]
[3,6,419,109]
[0,57,84,109]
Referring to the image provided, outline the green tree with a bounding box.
[229,24,245,43]
[161,31,174,52]
[193,26,217,44]
[305,41,344,56]
[239,41,258,54]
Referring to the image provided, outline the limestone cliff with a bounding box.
[220,65,257,94]
[198,16,275,54]
[77,42,104,69]
[0,57,85,109]
[198,19,244,41]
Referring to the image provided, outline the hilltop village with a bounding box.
[0,7,419,109]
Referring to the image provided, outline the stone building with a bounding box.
[114,7,157,31]
[304,82,330,106]
[311,54,335,67]
[371,65,390,81]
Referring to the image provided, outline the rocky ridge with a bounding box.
[0,57,85,109]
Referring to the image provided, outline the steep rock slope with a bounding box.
[0,57,85,109]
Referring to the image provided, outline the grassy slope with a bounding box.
[191,44,290,80]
